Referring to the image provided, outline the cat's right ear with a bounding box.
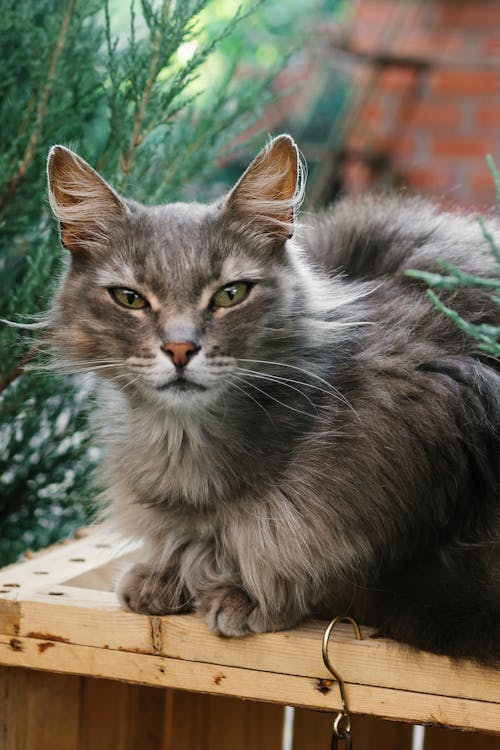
[223,134,304,244]
[47,145,129,252]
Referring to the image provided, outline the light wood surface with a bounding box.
[1,526,499,736]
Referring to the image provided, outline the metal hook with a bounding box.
[322,616,362,741]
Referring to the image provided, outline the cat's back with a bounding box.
[298,194,498,282]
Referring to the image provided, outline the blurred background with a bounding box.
[1,0,500,565]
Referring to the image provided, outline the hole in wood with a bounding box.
[2,583,20,587]
[0,590,8,594]
[69,557,86,562]
[33,571,49,575]
[48,591,65,596]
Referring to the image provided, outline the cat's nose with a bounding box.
[161,340,200,368]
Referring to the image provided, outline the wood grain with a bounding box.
[1,527,500,739]
[0,636,499,733]
[163,690,284,750]
[292,710,413,750]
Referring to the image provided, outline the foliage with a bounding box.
[0,0,298,565]
[406,156,500,358]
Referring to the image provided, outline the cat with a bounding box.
[45,135,500,662]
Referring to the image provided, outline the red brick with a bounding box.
[406,167,456,191]
[432,137,495,159]
[350,27,383,54]
[353,0,405,26]
[395,30,466,57]
[359,102,383,126]
[374,133,415,159]
[430,69,500,95]
[477,105,500,128]
[470,169,497,193]
[482,37,500,56]
[378,68,419,92]
[401,102,461,129]
[346,132,367,152]
[342,159,374,196]
[437,3,500,28]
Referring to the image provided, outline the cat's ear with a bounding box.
[47,145,129,252]
[224,134,303,243]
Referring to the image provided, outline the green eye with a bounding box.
[109,288,148,310]
[212,282,250,309]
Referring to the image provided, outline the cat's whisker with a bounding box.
[238,358,359,418]
[238,357,340,391]
[228,377,277,427]
[0,316,50,330]
[107,372,140,395]
[235,366,340,400]
[26,358,124,372]
[234,368,318,411]
[232,375,319,420]
[28,363,124,376]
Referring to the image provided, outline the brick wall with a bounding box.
[340,0,500,209]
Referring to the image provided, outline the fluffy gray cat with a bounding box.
[46,135,500,661]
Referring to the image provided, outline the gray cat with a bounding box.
[46,135,500,661]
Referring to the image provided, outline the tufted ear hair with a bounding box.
[224,134,304,243]
[47,145,129,252]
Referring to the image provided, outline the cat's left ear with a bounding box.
[47,145,129,253]
[224,134,303,243]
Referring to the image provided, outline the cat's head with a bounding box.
[47,136,308,411]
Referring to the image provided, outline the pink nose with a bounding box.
[161,341,200,368]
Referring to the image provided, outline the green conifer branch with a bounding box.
[408,155,500,359]
[120,0,172,176]
[0,0,76,211]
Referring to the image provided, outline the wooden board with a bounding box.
[0,668,286,750]
[1,527,500,735]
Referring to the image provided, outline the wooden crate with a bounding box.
[0,526,499,750]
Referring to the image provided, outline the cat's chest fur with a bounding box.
[100,387,229,506]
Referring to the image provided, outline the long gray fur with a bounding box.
[45,137,500,661]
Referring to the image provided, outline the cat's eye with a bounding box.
[212,282,250,309]
[109,287,148,310]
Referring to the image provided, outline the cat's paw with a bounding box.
[117,562,189,615]
[199,586,272,637]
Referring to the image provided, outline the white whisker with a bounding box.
[232,375,318,420]
[235,367,337,399]
[228,377,277,427]
[234,368,317,411]
[238,358,359,418]
[0,316,50,329]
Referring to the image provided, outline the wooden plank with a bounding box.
[162,615,500,705]
[78,678,131,750]
[17,597,153,654]
[0,637,499,734]
[10,599,500,709]
[127,682,168,750]
[292,710,413,750]
[162,690,284,750]
[424,725,500,749]
[0,666,15,750]
[0,528,140,597]
[2,527,500,739]
[0,600,20,637]
[0,666,80,750]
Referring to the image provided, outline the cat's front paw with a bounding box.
[117,562,190,615]
[199,586,274,637]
